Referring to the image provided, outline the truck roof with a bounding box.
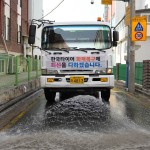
[43,21,110,27]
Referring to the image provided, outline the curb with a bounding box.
[115,80,150,97]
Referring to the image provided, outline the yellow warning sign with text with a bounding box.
[101,0,112,5]
[132,16,147,41]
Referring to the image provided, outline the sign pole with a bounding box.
[127,0,135,93]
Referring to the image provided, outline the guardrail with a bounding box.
[0,55,41,90]
[113,62,143,86]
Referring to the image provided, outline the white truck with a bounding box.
[28,20,119,103]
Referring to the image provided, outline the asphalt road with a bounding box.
[0,88,150,150]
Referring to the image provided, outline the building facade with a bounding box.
[28,0,43,59]
[0,0,29,75]
[0,0,28,56]
[104,0,150,65]
[0,0,43,75]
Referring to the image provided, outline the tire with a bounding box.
[44,88,56,104]
[101,89,110,102]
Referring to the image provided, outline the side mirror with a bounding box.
[113,31,119,42]
[28,25,36,44]
[113,41,118,47]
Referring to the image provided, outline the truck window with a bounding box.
[41,25,111,50]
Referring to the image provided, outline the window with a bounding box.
[41,25,112,50]
[7,18,10,40]
[4,15,6,39]
[17,25,22,44]
[142,14,150,23]
[0,59,5,73]
[4,17,10,41]
[18,0,22,7]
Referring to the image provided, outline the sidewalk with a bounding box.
[115,80,150,97]
[0,71,41,91]
[0,71,41,105]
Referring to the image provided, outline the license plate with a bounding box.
[70,76,84,84]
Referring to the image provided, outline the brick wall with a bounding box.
[0,0,28,54]
[9,0,19,53]
[22,0,28,37]
[0,0,1,36]
[0,0,4,44]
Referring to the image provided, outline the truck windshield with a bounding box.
[41,25,111,50]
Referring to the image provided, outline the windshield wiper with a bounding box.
[79,48,106,53]
[68,47,87,53]
[44,48,69,53]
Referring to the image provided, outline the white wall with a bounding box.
[113,0,150,65]
[135,37,150,62]
[28,0,43,58]
[145,0,150,8]
[136,0,146,10]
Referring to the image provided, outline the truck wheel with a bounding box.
[101,89,110,102]
[44,88,56,104]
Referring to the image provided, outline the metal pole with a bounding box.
[15,56,19,86]
[27,57,31,81]
[36,59,38,78]
[127,0,135,92]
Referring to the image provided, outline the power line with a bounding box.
[40,0,64,20]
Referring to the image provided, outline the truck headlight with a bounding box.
[47,70,59,74]
[95,68,113,74]
[106,68,113,74]
[41,69,59,74]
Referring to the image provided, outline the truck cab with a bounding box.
[29,21,119,103]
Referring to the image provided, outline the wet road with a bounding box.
[0,88,150,149]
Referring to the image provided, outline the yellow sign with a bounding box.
[101,0,112,5]
[132,16,147,41]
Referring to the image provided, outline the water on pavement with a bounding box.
[0,91,150,149]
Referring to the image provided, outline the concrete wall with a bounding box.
[0,79,40,105]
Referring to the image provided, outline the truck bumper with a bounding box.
[40,75,114,92]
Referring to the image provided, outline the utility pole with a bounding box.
[127,0,135,93]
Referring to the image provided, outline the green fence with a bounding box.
[135,62,143,85]
[113,62,143,85]
[0,55,41,90]
[118,64,126,81]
